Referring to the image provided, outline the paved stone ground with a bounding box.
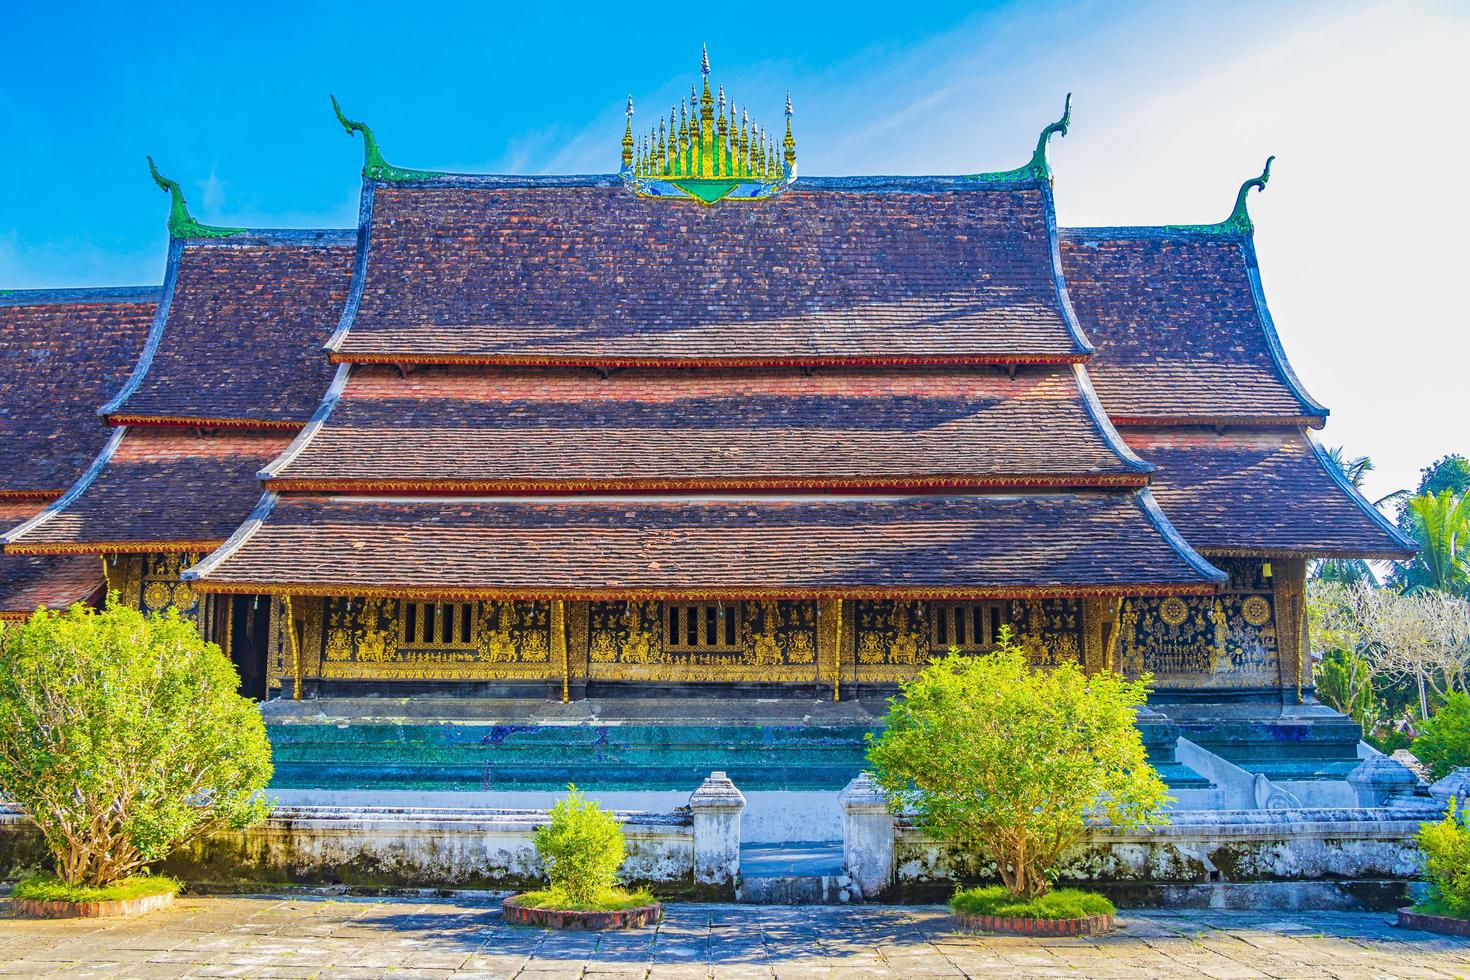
[0,894,1468,979]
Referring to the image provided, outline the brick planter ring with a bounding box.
[502,896,662,930]
[12,891,174,919]
[1398,907,1470,937]
[955,911,1114,936]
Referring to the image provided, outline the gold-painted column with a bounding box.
[1271,558,1307,703]
[1104,598,1124,674]
[1081,599,1106,674]
[552,600,568,703]
[283,595,302,701]
[832,599,843,702]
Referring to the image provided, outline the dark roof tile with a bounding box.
[1059,232,1324,423]
[106,241,352,425]
[0,298,154,495]
[269,363,1146,489]
[0,502,101,616]
[337,184,1085,363]
[3,428,292,552]
[1126,427,1415,558]
[189,491,1223,597]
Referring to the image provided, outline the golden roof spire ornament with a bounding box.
[621,48,797,204]
[621,96,635,170]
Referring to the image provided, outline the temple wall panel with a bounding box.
[584,600,821,684]
[1117,557,1282,689]
[315,598,555,682]
[850,598,1084,686]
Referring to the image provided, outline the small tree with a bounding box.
[867,628,1169,898]
[1417,799,1470,917]
[0,600,272,887]
[1413,693,1470,782]
[532,785,626,904]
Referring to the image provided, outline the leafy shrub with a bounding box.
[0,600,272,887]
[1416,799,1470,918]
[532,785,627,905]
[950,884,1114,920]
[508,885,654,913]
[1412,693,1470,781]
[867,627,1170,898]
[13,872,180,904]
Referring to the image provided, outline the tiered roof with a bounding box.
[2,227,352,558]
[1119,427,1413,559]
[0,288,157,615]
[5,428,295,554]
[0,501,104,618]
[2,68,1416,612]
[104,232,353,427]
[188,491,1224,600]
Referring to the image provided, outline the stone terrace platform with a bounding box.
[260,697,1210,799]
[1,893,1467,978]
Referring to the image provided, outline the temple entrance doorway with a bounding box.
[229,595,270,700]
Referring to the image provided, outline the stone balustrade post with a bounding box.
[1347,755,1419,807]
[841,772,894,900]
[689,771,745,887]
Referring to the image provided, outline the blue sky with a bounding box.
[1,0,1465,503]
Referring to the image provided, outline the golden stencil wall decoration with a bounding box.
[1159,597,1190,627]
[138,553,202,622]
[318,598,553,681]
[1122,558,1279,687]
[586,600,819,682]
[854,600,929,683]
[1004,599,1083,668]
[1242,595,1272,627]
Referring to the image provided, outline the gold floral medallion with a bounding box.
[1241,595,1272,627]
[1159,597,1190,627]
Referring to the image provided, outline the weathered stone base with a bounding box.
[502,896,662,929]
[1398,907,1470,936]
[955,911,1113,936]
[11,891,174,919]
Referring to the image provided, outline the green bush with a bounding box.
[951,884,1115,920]
[1416,799,1470,918]
[532,785,627,905]
[867,627,1170,899]
[13,872,180,904]
[1412,693,1470,781]
[0,599,272,887]
[508,885,654,913]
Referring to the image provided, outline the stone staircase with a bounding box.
[736,842,856,904]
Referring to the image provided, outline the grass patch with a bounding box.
[1412,897,1470,919]
[950,885,1114,920]
[13,873,180,904]
[508,886,655,913]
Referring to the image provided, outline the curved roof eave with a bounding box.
[1134,487,1229,587]
[0,427,127,548]
[1239,235,1329,423]
[1307,437,1417,557]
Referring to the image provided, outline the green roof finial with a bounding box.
[974,93,1071,182]
[1166,155,1276,236]
[1223,155,1274,234]
[145,156,245,239]
[330,95,444,183]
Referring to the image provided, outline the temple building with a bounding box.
[0,56,1414,803]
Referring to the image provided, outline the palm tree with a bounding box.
[1396,490,1470,597]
